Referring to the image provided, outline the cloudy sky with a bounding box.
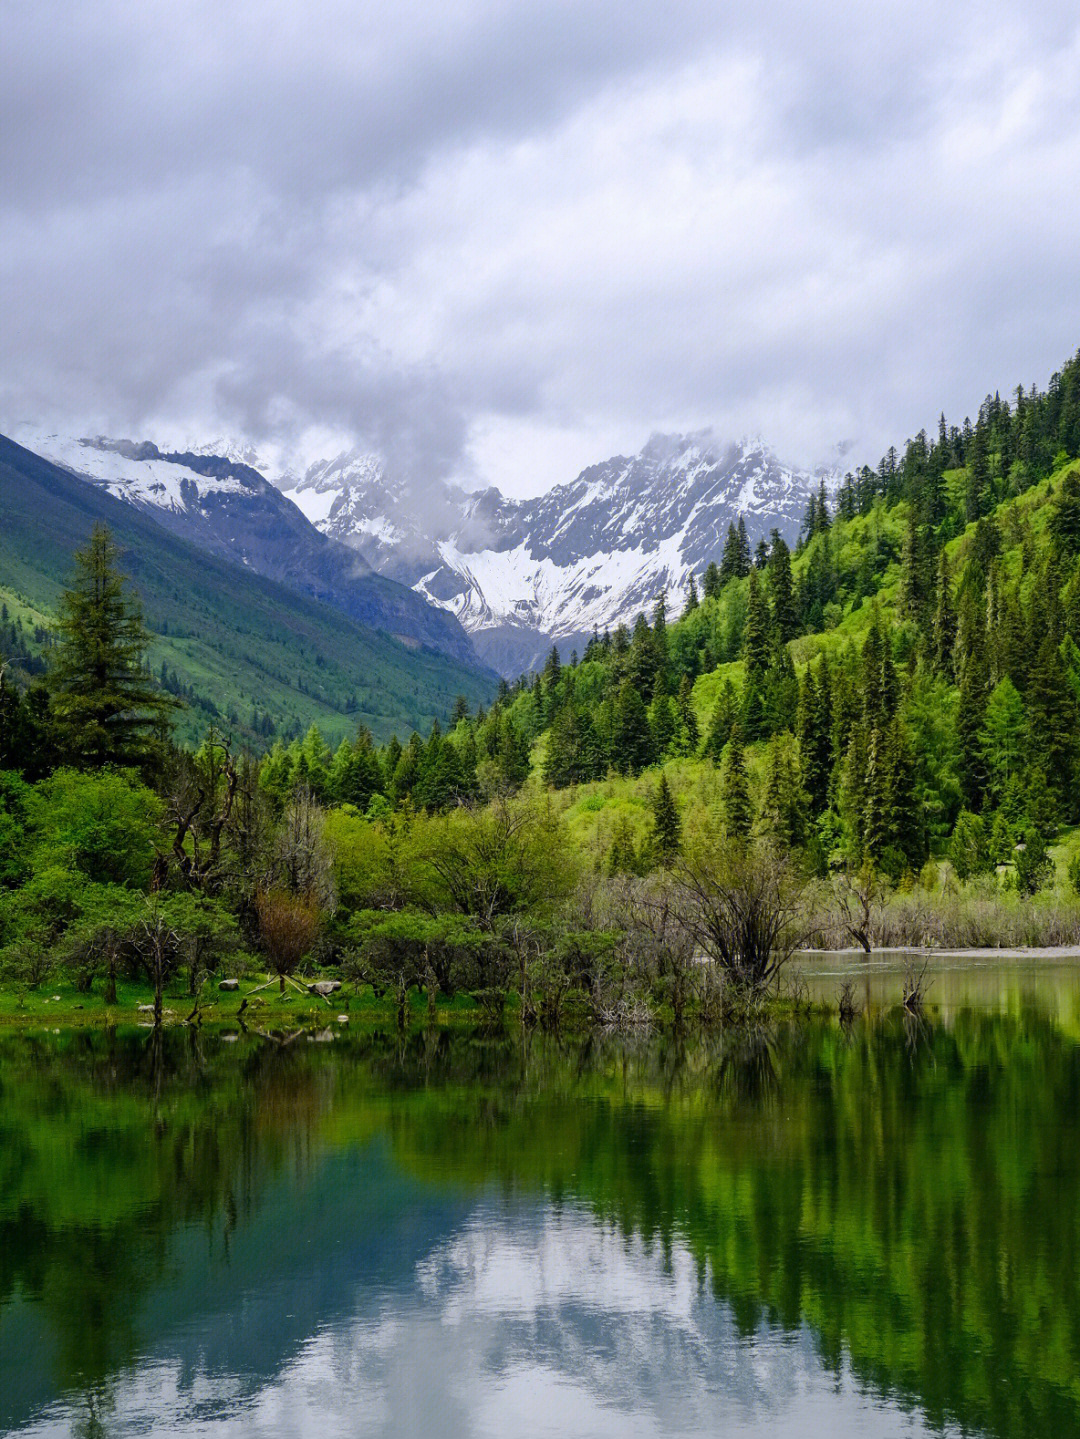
[3,0,1080,497]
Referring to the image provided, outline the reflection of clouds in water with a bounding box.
[21,1203,958,1438]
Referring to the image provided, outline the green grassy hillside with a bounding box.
[0,435,495,746]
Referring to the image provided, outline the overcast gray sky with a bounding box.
[3,0,1080,496]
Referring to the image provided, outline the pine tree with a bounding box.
[737,516,752,575]
[611,681,656,775]
[702,679,738,760]
[768,536,799,642]
[684,574,699,611]
[861,726,889,861]
[720,728,752,841]
[702,559,723,599]
[50,524,176,768]
[676,673,700,752]
[931,551,957,681]
[758,732,806,848]
[650,772,681,862]
[1025,634,1078,817]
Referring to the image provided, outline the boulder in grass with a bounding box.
[309,980,342,997]
[218,978,240,992]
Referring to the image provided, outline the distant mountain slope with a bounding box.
[12,429,480,667]
[0,435,495,745]
[279,433,829,674]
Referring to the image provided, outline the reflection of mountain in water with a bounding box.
[3,1010,1080,1438]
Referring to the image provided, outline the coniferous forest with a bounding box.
[3,350,1080,1024]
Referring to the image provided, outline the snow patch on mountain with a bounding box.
[268,429,830,671]
[10,429,258,511]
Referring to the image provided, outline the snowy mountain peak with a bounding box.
[11,422,828,676]
[274,431,826,674]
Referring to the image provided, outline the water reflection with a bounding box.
[3,962,1080,1437]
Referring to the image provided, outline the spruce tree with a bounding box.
[758,732,806,848]
[741,568,773,740]
[676,673,700,752]
[50,524,176,768]
[702,679,738,760]
[979,677,1025,802]
[720,728,752,841]
[861,726,889,861]
[965,423,990,524]
[684,574,699,611]
[884,719,925,871]
[737,517,752,575]
[1025,634,1078,817]
[612,681,656,775]
[931,551,957,681]
[768,536,799,643]
[650,772,681,862]
[718,525,741,583]
[703,559,723,599]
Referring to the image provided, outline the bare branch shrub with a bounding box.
[669,838,809,995]
[256,889,322,991]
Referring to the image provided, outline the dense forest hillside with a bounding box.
[0,436,495,746]
[329,347,1080,887]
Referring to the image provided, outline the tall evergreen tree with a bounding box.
[650,772,681,862]
[50,524,176,768]
[931,551,957,681]
[702,679,739,760]
[718,524,741,583]
[737,516,752,575]
[720,728,752,841]
[768,536,799,643]
[611,680,656,774]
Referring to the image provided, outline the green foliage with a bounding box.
[27,768,163,889]
[49,525,177,768]
[649,772,681,863]
[1015,828,1054,897]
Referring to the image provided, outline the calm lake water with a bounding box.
[4,952,1080,1438]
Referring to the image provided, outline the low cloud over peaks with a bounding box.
[3,0,1080,496]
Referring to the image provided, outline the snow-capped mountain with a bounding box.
[279,431,827,674]
[8,428,482,667]
[11,424,829,676]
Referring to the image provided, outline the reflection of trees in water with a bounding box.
[3,1011,1080,1439]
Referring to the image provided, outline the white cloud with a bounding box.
[2,1,1079,497]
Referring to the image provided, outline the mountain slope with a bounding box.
[12,430,480,666]
[0,435,495,746]
[279,433,828,673]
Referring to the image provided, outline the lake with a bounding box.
[3,952,1080,1437]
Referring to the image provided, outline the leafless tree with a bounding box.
[156,731,240,893]
[834,863,883,953]
[264,787,336,911]
[131,903,184,1025]
[254,889,322,994]
[670,839,809,995]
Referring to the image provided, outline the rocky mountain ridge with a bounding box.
[10,428,482,668]
[280,431,829,673]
